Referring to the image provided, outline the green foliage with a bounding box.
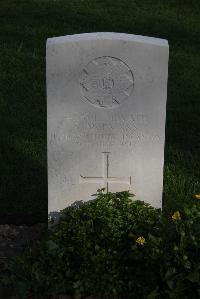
[4,191,200,298]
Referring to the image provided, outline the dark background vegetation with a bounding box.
[0,0,199,224]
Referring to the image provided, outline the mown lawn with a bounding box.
[0,0,199,224]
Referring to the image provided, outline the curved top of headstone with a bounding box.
[46,32,168,47]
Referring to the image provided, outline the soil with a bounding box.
[0,223,47,258]
[0,223,47,299]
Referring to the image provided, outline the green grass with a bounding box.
[0,0,199,224]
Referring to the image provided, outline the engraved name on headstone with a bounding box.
[47,32,169,213]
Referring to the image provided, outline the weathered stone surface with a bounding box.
[47,32,169,213]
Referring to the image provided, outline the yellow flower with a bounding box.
[136,236,145,246]
[172,211,181,222]
[194,194,200,199]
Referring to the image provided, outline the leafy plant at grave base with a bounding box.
[3,190,200,299]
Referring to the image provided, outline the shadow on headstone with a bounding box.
[48,198,96,228]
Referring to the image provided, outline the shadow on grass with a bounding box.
[0,140,47,225]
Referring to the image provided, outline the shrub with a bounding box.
[5,190,200,298]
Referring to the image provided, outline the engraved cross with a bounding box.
[80,152,131,192]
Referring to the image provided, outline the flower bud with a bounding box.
[183,255,188,261]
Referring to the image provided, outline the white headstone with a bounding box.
[47,32,169,213]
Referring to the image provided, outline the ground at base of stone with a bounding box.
[0,223,47,259]
[0,223,46,299]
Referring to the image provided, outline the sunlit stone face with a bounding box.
[47,32,169,213]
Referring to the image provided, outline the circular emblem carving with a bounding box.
[79,56,134,108]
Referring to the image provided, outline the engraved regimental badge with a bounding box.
[79,56,134,108]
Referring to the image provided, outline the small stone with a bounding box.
[11,229,19,236]
[58,295,72,299]
[4,224,10,231]
[0,224,10,234]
